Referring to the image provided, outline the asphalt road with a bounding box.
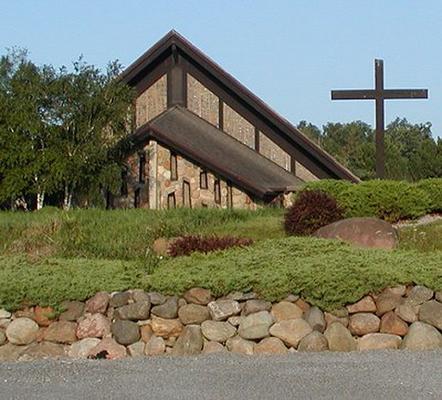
[1,351,442,400]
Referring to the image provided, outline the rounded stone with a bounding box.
[88,338,127,359]
[406,286,434,306]
[254,337,287,355]
[6,318,39,345]
[172,325,203,356]
[151,297,178,319]
[59,301,85,321]
[401,322,442,350]
[76,313,111,339]
[419,300,442,330]
[202,341,226,354]
[85,292,110,314]
[297,331,329,352]
[111,320,140,345]
[144,336,166,356]
[68,338,101,358]
[304,306,326,333]
[238,311,274,340]
[324,322,357,352]
[271,301,303,321]
[226,336,254,355]
[380,311,408,336]
[207,300,241,321]
[183,288,214,305]
[43,320,77,344]
[201,320,236,342]
[114,302,151,321]
[243,300,272,316]
[178,304,210,325]
[109,292,131,308]
[127,341,146,357]
[151,316,183,338]
[346,296,377,314]
[395,304,418,323]
[34,306,54,327]
[358,333,402,351]
[348,313,380,336]
[269,318,312,348]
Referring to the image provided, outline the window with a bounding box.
[226,182,233,208]
[121,167,128,196]
[170,152,178,180]
[214,178,221,204]
[199,170,208,189]
[138,151,146,183]
[134,188,141,208]
[183,180,191,208]
[167,192,176,209]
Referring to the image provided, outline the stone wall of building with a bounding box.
[295,161,319,182]
[259,132,291,171]
[135,75,167,127]
[223,103,255,149]
[187,74,219,127]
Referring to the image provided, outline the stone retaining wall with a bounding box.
[1,285,441,361]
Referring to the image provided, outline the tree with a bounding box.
[48,58,134,209]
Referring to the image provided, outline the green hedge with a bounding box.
[301,179,439,222]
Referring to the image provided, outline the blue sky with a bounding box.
[2,1,441,138]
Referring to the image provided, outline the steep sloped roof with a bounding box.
[128,106,303,199]
[121,30,359,183]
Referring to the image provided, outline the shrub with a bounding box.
[168,235,253,257]
[415,178,442,212]
[284,190,344,236]
[301,179,432,222]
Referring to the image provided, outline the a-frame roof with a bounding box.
[126,106,303,199]
[121,30,359,183]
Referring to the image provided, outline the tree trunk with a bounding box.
[36,192,45,210]
[63,184,73,211]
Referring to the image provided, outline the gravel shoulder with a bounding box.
[2,351,442,400]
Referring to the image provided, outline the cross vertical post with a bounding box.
[331,59,428,179]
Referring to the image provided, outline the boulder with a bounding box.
[59,301,85,321]
[238,311,274,340]
[140,324,154,343]
[346,296,377,314]
[111,320,140,345]
[358,333,402,350]
[243,300,272,316]
[178,304,210,325]
[68,338,101,358]
[406,286,434,306]
[127,341,146,357]
[375,292,403,316]
[295,299,311,313]
[6,318,39,345]
[324,312,349,328]
[115,302,151,321]
[85,292,110,314]
[254,337,287,355]
[227,316,243,327]
[151,297,178,319]
[298,331,329,352]
[401,322,442,350]
[76,313,111,339]
[419,300,442,330]
[436,292,442,302]
[395,304,418,323]
[144,336,166,356]
[226,336,254,355]
[269,318,312,348]
[314,217,398,250]
[304,306,326,333]
[202,341,226,354]
[109,292,131,308]
[18,342,65,361]
[183,288,214,305]
[88,338,127,359]
[0,309,11,319]
[201,321,236,342]
[43,321,77,344]
[0,330,6,346]
[173,325,203,355]
[380,311,408,336]
[271,301,303,321]
[34,306,54,327]
[133,290,155,304]
[348,313,380,336]
[151,316,183,338]
[207,300,241,321]
[0,343,27,361]
[324,322,357,351]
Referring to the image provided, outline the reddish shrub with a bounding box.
[284,190,344,236]
[168,235,253,257]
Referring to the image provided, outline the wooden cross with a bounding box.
[331,59,428,178]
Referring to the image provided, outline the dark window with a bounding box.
[121,167,128,196]
[170,153,178,181]
[226,182,233,208]
[134,188,141,208]
[200,170,208,189]
[214,178,221,204]
[167,192,176,209]
[138,151,146,183]
[183,180,191,208]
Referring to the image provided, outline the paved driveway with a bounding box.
[1,351,442,400]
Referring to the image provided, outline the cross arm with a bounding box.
[382,89,428,99]
[331,90,376,100]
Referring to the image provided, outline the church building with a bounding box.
[112,31,358,209]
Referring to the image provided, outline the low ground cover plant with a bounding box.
[168,235,253,257]
[301,179,439,222]
[284,190,344,235]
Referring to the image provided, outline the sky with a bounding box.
[1,1,441,138]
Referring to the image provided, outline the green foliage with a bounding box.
[284,190,343,235]
[302,179,433,222]
[415,178,442,212]
[147,237,442,311]
[399,221,442,252]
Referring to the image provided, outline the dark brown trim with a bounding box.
[167,54,187,108]
[290,156,296,176]
[218,98,224,130]
[167,192,176,209]
[200,170,208,189]
[182,179,192,208]
[254,127,260,152]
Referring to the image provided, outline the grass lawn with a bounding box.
[0,208,441,313]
